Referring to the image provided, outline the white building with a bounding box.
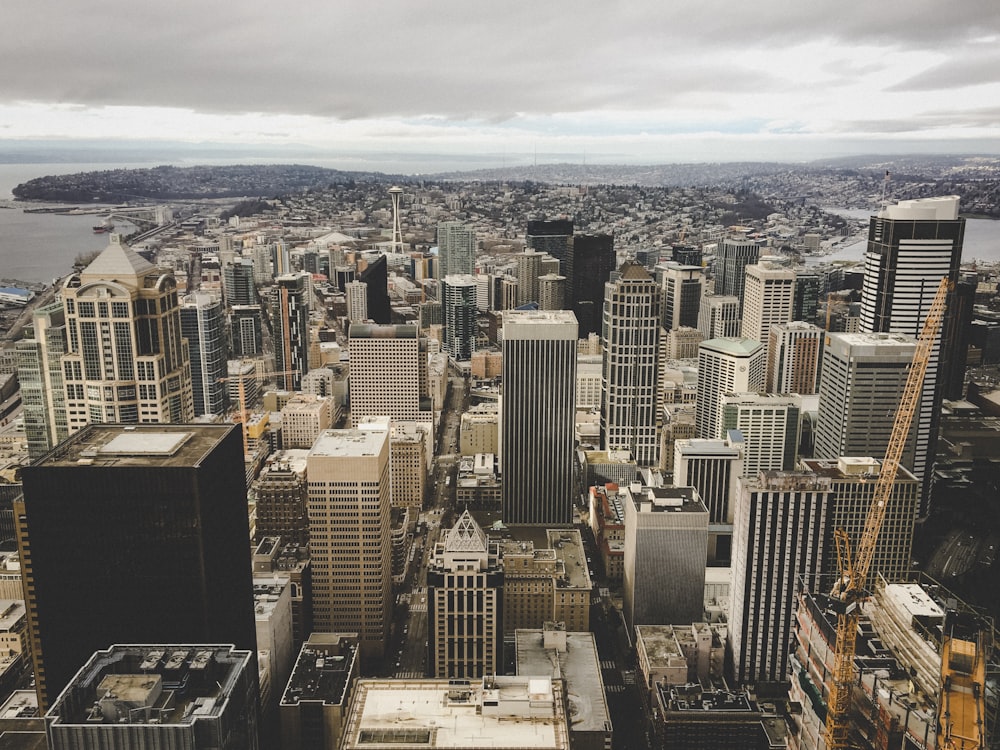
[740,263,796,360]
[766,321,823,395]
[695,338,765,440]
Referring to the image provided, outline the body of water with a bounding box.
[0,163,998,284]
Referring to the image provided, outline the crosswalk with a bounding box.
[605,684,626,694]
[395,671,424,679]
[601,659,616,670]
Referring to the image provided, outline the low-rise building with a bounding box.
[635,623,726,713]
[459,405,499,455]
[340,676,570,750]
[45,645,260,750]
[652,683,789,750]
[279,633,359,750]
[456,453,501,508]
[588,483,626,583]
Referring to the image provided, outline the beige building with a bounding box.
[498,529,592,634]
[307,428,392,659]
[459,405,499,455]
[576,354,603,410]
[635,623,726,699]
[280,394,333,449]
[390,422,428,510]
[348,324,434,429]
[340,676,570,750]
[664,326,703,360]
[470,350,503,379]
[61,234,194,431]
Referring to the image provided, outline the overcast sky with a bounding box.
[2,0,999,165]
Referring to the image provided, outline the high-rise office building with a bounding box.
[348,324,433,428]
[697,295,740,340]
[793,271,821,324]
[442,274,478,361]
[17,424,257,709]
[426,510,503,679]
[358,254,391,325]
[565,234,614,337]
[538,274,567,311]
[765,321,823,395]
[306,428,392,659]
[437,221,477,278]
[673,432,745,564]
[801,457,919,583]
[61,235,194,431]
[253,450,310,546]
[514,250,544,306]
[15,302,68,458]
[271,273,310,390]
[601,262,662,466]
[860,196,965,515]
[671,244,703,267]
[713,239,761,311]
[623,483,709,630]
[526,219,573,263]
[730,470,831,685]
[223,258,258,307]
[658,262,702,331]
[345,280,368,324]
[45,644,260,750]
[181,293,228,417]
[720,393,801,478]
[813,332,917,470]
[230,305,263,358]
[695,338,765,440]
[740,264,796,357]
[501,310,577,525]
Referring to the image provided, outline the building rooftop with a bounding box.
[281,634,357,707]
[35,424,237,468]
[342,677,569,750]
[626,485,706,514]
[514,629,610,736]
[309,428,387,458]
[699,337,762,357]
[46,645,253,727]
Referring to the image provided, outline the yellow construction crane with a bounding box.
[938,610,990,750]
[218,366,298,456]
[824,276,951,749]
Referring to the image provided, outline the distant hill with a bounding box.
[12,163,407,202]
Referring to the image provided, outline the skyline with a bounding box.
[2,2,1000,165]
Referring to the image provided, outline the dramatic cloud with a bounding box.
[1,0,998,160]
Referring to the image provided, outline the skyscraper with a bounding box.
[601,262,662,466]
[17,424,257,709]
[792,271,821,324]
[358,254,391,325]
[514,250,544,306]
[181,293,228,417]
[623,483,708,630]
[695,338,765,440]
[61,235,194,431]
[697,295,740,340]
[740,264,796,357]
[271,273,310,390]
[441,274,478,361]
[565,234,615,337]
[730,470,831,685]
[437,221,477,278]
[345,280,368,324]
[658,262,702,332]
[501,310,577,525]
[223,258,258,307]
[860,196,965,515]
[426,510,503,679]
[538,273,567,311]
[713,239,761,311]
[15,302,68,458]
[306,428,392,660]
[526,219,573,263]
[765,321,823,395]
[720,392,801,477]
[230,305,263,357]
[348,324,433,428]
[813,332,917,469]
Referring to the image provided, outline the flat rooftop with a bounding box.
[281,637,356,707]
[342,677,568,750]
[34,424,236,468]
[309,428,387,458]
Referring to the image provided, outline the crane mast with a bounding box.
[824,276,951,749]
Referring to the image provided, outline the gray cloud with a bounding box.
[1,0,997,123]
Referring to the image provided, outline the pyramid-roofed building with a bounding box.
[79,234,156,284]
[444,509,489,554]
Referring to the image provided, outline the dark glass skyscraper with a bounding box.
[358,254,391,325]
[17,424,257,709]
[526,219,574,263]
[565,234,614,337]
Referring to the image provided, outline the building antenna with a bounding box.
[879,170,891,209]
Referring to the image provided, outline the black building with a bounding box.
[526,219,574,263]
[358,254,391,324]
[17,424,258,709]
[565,234,614,337]
[793,272,821,324]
